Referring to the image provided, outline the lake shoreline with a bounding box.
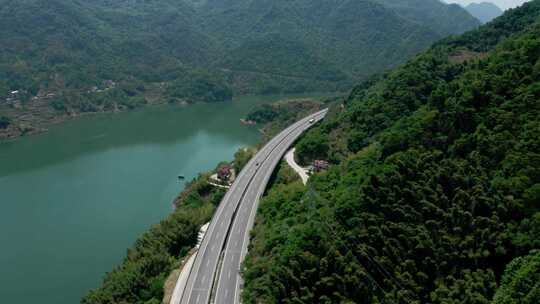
[0,95,273,304]
[0,92,336,141]
[0,99,189,141]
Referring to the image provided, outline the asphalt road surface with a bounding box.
[178,109,328,304]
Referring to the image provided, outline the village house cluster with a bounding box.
[2,89,57,109]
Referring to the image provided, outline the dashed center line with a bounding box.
[177,111,327,304]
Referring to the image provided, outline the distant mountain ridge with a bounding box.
[240,0,540,302]
[374,0,481,35]
[0,0,480,138]
[191,0,481,85]
[0,0,480,96]
[465,1,504,23]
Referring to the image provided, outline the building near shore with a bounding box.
[312,160,330,172]
[217,165,232,181]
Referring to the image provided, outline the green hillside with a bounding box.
[242,1,540,302]
[0,0,222,104]
[0,0,480,137]
[194,0,480,88]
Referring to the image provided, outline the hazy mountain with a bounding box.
[466,2,504,23]
[374,0,481,35]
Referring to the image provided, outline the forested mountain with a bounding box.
[466,2,504,23]
[191,0,480,89]
[242,1,540,303]
[0,0,232,140]
[0,0,480,139]
[0,0,480,97]
[0,0,222,105]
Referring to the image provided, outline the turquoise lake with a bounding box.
[0,95,297,304]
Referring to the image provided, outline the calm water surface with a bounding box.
[0,95,293,304]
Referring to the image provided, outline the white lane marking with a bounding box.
[186,156,254,303]
[196,293,201,304]
[192,110,327,303]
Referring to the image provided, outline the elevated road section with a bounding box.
[177,109,328,304]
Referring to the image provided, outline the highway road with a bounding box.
[178,109,328,304]
[214,111,326,303]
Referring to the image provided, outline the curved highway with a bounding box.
[178,109,328,304]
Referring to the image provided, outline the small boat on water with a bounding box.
[178,175,185,180]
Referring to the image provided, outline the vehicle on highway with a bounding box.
[308,118,315,124]
[176,110,328,304]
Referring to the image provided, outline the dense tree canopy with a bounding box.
[242,2,540,303]
[492,251,540,304]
